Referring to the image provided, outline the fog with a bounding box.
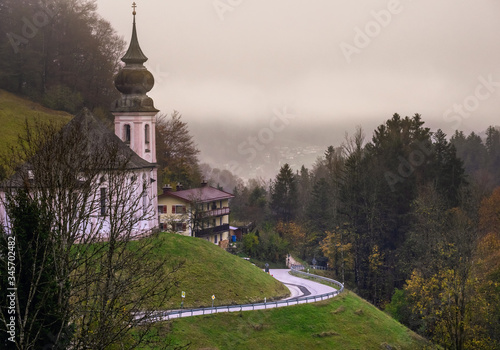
[96,0,500,178]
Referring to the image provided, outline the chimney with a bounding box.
[162,184,172,194]
[201,179,208,187]
[176,183,183,191]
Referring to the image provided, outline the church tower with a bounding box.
[112,3,158,164]
[112,3,159,230]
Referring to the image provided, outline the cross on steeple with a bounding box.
[132,2,137,16]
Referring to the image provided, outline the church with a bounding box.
[1,5,236,243]
[0,6,159,238]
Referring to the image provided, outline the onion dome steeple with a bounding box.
[112,2,158,113]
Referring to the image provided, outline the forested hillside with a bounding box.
[231,114,500,349]
[0,0,124,116]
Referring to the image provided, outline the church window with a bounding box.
[145,124,150,144]
[100,188,107,216]
[142,182,148,215]
[124,124,131,144]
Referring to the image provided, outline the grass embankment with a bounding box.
[146,291,431,350]
[0,89,72,157]
[149,233,289,309]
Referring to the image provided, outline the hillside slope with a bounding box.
[149,291,432,350]
[154,233,289,309]
[0,89,72,156]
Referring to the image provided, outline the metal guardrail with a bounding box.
[141,265,344,322]
[289,265,344,292]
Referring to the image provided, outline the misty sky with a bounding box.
[96,0,500,145]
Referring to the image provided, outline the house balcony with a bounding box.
[195,224,230,238]
[197,207,230,218]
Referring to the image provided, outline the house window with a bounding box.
[172,205,186,214]
[175,222,187,232]
[145,124,150,144]
[214,234,218,244]
[124,124,131,144]
[158,205,167,214]
[100,188,106,216]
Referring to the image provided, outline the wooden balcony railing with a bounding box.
[197,207,230,218]
[195,224,230,238]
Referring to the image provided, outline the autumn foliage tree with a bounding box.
[275,221,306,258]
[156,111,202,189]
[320,225,353,284]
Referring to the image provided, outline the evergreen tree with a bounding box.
[431,129,466,207]
[306,177,332,242]
[270,164,297,222]
[451,131,488,175]
[485,126,500,185]
[0,189,72,349]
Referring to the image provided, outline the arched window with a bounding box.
[124,124,131,144]
[145,124,150,144]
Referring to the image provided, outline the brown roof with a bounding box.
[159,186,234,203]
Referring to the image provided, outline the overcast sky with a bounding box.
[96,0,500,140]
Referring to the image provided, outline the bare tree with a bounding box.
[1,110,184,349]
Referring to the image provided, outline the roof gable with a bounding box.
[2,108,153,188]
[66,108,153,170]
[159,186,234,203]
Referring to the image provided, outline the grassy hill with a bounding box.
[143,291,432,350]
[132,233,432,349]
[0,89,72,157]
[146,233,289,309]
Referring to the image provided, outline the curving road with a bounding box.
[270,269,337,299]
[139,268,340,322]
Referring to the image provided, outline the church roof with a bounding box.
[112,8,158,113]
[121,15,148,65]
[66,108,154,170]
[2,108,154,188]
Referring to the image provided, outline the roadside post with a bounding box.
[181,291,185,309]
[212,295,215,310]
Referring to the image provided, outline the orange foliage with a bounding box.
[479,187,500,235]
[275,221,305,251]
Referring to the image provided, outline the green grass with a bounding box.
[145,291,432,350]
[143,233,289,309]
[0,89,72,157]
